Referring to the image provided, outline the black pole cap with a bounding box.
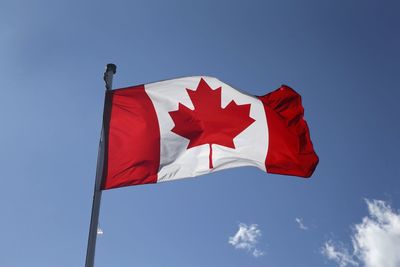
[106,63,117,74]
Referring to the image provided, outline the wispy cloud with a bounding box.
[295,217,308,230]
[321,199,400,267]
[229,223,264,257]
[321,240,358,267]
[252,248,264,257]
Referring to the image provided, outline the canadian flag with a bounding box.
[102,77,318,190]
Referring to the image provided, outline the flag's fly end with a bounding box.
[258,85,319,178]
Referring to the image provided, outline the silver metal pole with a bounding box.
[85,64,117,267]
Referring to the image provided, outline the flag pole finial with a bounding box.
[106,63,117,74]
[104,63,117,90]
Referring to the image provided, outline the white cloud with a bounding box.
[229,223,264,257]
[321,240,358,267]
[295,217,308,230]
[352,199,400,267]
[321,199,400,267]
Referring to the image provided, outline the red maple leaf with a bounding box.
[169,78,255,169]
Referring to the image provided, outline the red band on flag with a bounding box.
[258,86,319,178]
[102,85,160,190]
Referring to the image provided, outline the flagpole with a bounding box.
[85,63,117,267]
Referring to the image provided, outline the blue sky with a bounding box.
[1,0,400,266]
